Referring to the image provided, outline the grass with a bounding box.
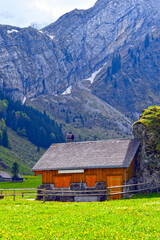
[0,193,159,239]
[0,175,42,189]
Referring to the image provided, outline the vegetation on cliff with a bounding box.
[134,105,160,154]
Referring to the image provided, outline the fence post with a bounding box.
[13,190,15,201]
[107,188,110,201]
[43,189,46,203]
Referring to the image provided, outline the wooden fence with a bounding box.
[0,182,159,202]
[106,182,159,201]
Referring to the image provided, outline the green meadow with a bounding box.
[0,193,159,239]
[0,175,42,189]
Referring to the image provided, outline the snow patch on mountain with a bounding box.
[7,29,19,34]
[47,34,55,40]
[22,96,26,105]
[62,86,72,95]
[84,67,104,84]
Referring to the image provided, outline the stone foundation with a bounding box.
[37,182,106,202]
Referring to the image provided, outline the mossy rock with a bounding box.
[134,105,160,129]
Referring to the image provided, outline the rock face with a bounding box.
[43,0,160,116]
[0,25,67,101]
[133,106,160,186]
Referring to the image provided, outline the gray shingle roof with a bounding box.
[0,172,12,179]
[32,139,140,171]
[33,138,140,171]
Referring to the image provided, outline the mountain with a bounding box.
[0,0,159,138]
[43,0,160,116]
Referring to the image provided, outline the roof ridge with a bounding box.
[52,137,133,146]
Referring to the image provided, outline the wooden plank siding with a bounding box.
[35,168,128,186]
[126,156,136,181]
[34,171,43,176]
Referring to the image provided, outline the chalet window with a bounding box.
[86,175,96,187]
[54,176,71,188]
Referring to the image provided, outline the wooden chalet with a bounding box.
[33,138,140,201]
[0,172,12,182]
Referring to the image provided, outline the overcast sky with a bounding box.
[0,0,96,28]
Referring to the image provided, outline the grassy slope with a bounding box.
[0,128,45,175]
[0,193,159,239]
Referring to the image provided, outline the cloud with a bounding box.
[0,0,96,28]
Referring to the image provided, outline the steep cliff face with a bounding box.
[133,106,160,185]
[0,25,67,101]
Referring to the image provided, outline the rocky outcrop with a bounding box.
[133,106,160,186]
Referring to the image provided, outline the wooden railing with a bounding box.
[0,183,159,202]
[0,188,37,201]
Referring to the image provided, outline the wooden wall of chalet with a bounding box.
[35,157,136,189]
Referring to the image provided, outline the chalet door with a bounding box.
[107,175,123,200]
[54,176,71,188]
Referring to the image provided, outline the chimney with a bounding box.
[66,134,74,142]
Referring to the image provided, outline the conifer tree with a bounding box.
[2,129,8,148]
[12,162,19,180]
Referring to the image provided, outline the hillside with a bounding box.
[0,92,65,148]
[133,106,160,185]
[0,93,65,175]
[0,128,45,175]
[30,81,132,141]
